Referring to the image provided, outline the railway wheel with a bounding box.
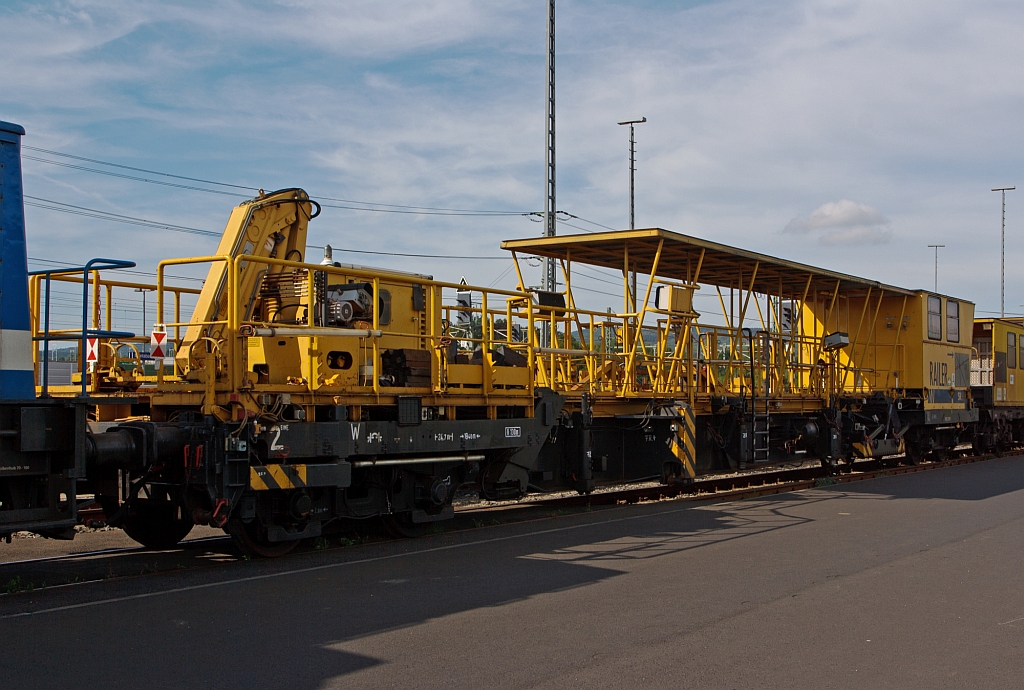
[904,441,923,466]
[383,512,431,539]
[228,519,301,558]
[121,499,194,549]
[98,486,193,549]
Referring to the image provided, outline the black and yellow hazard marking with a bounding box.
[250,464,308,491]
[666,404,697,479]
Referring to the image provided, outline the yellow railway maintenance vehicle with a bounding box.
[970,317,1024,451]
[8,185,979,554]
[502,230,976,468]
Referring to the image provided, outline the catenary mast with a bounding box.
[543,0,557,293]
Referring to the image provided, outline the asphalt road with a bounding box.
[2,457,1023,689]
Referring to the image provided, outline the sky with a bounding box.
[2,0,1023,331]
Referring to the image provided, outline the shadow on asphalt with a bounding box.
[836,456,1024,502]
[0,536,241,590]
[3,456,1023,689]
[1,494,842,688]
[1,536,626,688]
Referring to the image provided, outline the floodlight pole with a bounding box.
[618,117,645,310]
[993,186,1015,318]
[927,245,944,293]
[617,117,646,230]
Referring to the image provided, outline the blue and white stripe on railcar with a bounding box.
[0,120,36,399]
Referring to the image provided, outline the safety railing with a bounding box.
[30,259,136,396]
[148,251,902,410]
[155,255,542,401]
[30,262,202,396]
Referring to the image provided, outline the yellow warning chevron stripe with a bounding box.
[667,434,696,479]
[250,464,308,491]
[250,469,269,491]
[666,403,697,479]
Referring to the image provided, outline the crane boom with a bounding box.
[175,188,316,378]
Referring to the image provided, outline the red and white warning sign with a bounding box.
[85,337,99,362]
[150,330,168,359]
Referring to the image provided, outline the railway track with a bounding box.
[0,449,1006,597]
[460,450,999,515]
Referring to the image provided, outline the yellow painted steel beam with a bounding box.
[692,248,706,285]
[810,279,842,378]
[885,295,909,389]
[624,238,664,396]
[510,250,527,293]
[842,286,873,390]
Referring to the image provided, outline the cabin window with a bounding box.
[1009,332,1017,369]
[927,295,942,340]
[946,300,959,343]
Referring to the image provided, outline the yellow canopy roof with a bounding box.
[501,228,919,300]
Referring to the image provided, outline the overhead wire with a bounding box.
[314,195,527,214]
[23,147,626,269]
[570,285,622,299]
[24,148,533,217]
[23,146,259,191]
[25,196,521,263]
[26,196,529,268]
[25,196,222,238]
[28,256,207,283]
[555,220,595,233]
[316,201,527,217]
[559,212,617,232]
[533,211,619,233]
[486,263,517,288]
[572,268,627,288]
[324,247,507,261]
[22,157,251,198]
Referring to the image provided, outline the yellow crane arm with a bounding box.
[175,188,317,377]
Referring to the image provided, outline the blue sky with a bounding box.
[3,0,1024,329]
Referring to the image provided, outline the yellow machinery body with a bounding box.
[24,190,991,553]
[33,196,980,460]
[972,318,1024,405]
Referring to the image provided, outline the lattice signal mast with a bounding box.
[544,0,557,293]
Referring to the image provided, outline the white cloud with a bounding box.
[818,225,893,246]
[784,199,891,245]
[2,0,1024,315]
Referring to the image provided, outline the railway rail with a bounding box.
[62,450,989,532]
[1,451,1004,595]
[464,449,998,512]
